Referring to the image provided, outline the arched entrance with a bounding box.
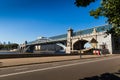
[73,40,88,50]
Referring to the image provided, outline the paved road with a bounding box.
[0,56,120,80]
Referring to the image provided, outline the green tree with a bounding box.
[11,43,19,49]
[0,44,4,50]
[75,0,120,36]
[0,43,19,50]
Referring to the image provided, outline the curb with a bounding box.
[0,54,116,68]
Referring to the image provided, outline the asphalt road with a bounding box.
[0,55,120,80]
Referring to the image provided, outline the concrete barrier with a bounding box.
[0,53,80,59]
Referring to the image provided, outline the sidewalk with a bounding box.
[0,54,115,68]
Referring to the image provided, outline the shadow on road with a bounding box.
[79,70,120,80]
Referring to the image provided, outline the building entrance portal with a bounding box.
[73,40,88,50]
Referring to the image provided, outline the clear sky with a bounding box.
[0,0,106,44]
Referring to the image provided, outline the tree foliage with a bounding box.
[0,43,19,50]
[0,45,4,50]
[75,0,120,36]
[75,0,96,7]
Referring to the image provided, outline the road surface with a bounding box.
[0,55,120,80]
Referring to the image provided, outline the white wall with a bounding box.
[97,33,112,54]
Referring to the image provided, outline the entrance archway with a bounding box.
[73,40,88,50]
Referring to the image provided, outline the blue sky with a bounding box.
[0,0,106,44]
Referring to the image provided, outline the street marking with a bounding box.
[0,56,119,78]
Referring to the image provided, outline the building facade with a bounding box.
[27,25,120,54]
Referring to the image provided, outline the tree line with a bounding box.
[0,43,19,50]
